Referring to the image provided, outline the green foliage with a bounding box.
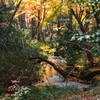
[0,1,26,51]
[92,78,100,86]
[44,1,63,24]
[0,2,17,50]
[0,1,45,89]
[0,49,41,88]
[0,88,6,96]
[90,86,100,95]
[72,30,100,58]
[14,87,31,100]
[3,86,80,100]
[48,26,82,65]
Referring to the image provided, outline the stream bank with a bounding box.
[33,56,92,89]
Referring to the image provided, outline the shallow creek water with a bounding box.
[33,66,92,88]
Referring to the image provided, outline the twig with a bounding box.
[66,66,76,87]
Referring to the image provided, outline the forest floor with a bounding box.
[1,85,100,100]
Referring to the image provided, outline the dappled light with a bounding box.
[0,0,100,100]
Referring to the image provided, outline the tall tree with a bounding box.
[37,9,41,41]
[69,4,94,66]
[31,18,36,38]
[18,13,26,29]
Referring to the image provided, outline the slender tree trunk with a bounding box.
[31,18,36,39]
[37,10,41,41]
[41,5,46,43]
[22,13,26,29]
[18,13,26,29]
[57,15,61,35]
[84,39,94,64]
[57,0,63,35]
[50,24,53,41]
[68,12,72,29]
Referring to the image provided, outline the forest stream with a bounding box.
[33,56,92,89]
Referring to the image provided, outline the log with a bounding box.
[78,70,100,81]
[29,57,69,79]
[29,57,100,81]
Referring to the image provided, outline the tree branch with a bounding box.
[28,57,100,81]
[9,0,22,25]
[70,7,86,33]
[29,57,69,79]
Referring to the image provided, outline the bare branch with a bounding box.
[79,10,84,20]
[70,8,86,33]
[66,41,91,52]
[82,14,88,22]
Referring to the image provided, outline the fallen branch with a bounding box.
[78,70,100,81]
[29,57,69,79]
[29,57,100,81]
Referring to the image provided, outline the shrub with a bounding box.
[0,50,41,89]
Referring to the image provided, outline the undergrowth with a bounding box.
[1,85,100,100]
[1,85,80,100]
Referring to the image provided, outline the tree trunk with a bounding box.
[41,5,46,43]
[92,6,100,29]
[68,12,72,29]
[37,10,41,41]
[57,15,61,35]
[18,13,26,29]
[84,40,94,65]
[31,18,36,38]
[70,8,94,66]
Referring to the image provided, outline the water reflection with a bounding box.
[33,66,92,88]
[44,66,58,78]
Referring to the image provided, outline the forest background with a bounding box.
[0,0,100,99]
